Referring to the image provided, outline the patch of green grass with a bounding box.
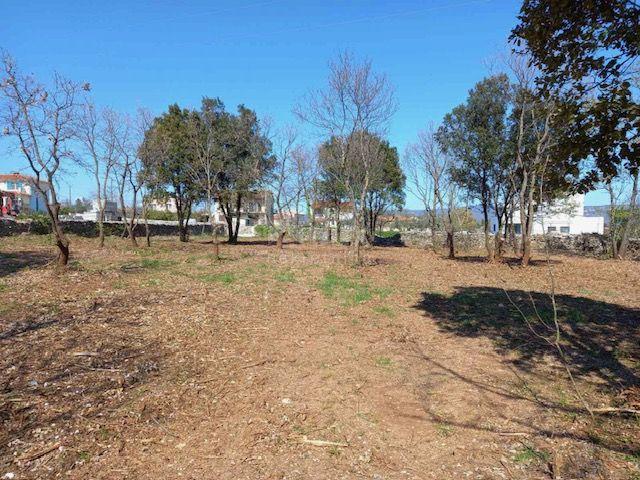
[77,451,91,462]
[373,305,395,318]
[140,258,171,269]
[0,281,6,293]
[623,451,640,467]
[513,445,550,464]
[275,270,295,283]
[436,423,454,437]
[318,271,388,306]
[143,278,162,287]
[120,258,173,271]
[201,272,236,284]
[375,356,392,367]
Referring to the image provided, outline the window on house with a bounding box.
[547,226,557,233]
[560,226,570,234]
[514,224,522,234]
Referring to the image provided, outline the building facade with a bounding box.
[210,190,274,228]
[512,194,604,235]
[0,173,51,216]
[478,193,605,236]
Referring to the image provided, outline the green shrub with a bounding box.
[18,212,52,234]
[146,210,178,221]
[254,224,275,237]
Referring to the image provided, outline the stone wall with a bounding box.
[0,219,216,238]
[2,219,638,259]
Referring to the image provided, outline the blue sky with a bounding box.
[1,0,610,207]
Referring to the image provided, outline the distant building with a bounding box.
[0,173,51,216]
[76,199,120,221]
[312,201,355,227]
[475,193,605,236]
[273,211,307,226]
[149,190,275,229]
[512,194,604,235]
[149,196,178,213]
[211,190,274,228]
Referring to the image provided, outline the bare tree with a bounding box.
[293,146,320,243]
[76,101,118,248]
[112,112,146,247]
[268,125,301,249]
[604,168,640,259]
[1,52,85,266]
[508,54,559,266]
[186,98,227,259]
[406,125,459,258]
[296,52,396,265]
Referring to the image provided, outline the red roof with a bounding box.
[0,173,50,185]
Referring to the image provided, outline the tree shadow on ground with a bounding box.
[408,346,639,466]
[0,251,54,277]
[411,289,640,461]
[413,286,640,393]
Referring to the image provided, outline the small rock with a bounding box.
[281,398,292,405]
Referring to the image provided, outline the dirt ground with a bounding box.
[1,235,639,480]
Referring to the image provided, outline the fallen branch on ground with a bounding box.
[18,442,61,463]
[301,436,348,447]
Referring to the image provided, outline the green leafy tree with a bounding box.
[512,0,640,258]
[139,104,202,242]
[363,137,405,242]
[317,137,349,242]
[437,74,515,261]
[216,105,274,243]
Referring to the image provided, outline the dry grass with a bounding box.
[0,235,638,479]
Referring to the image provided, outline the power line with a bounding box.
[205,0,493,44]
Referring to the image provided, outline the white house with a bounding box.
[210,190,274,228]
[149,196,178,213]
[0,173,50,215]
[76,199,119,221]
[148,190,274,230]
[500,194,604,235]
[312,201,355,227]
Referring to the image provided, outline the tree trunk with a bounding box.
[56,237,70,267]
[98,207,105,248]
[230,194,242,244]
[178,213,188,243]
[277,231,286,249]
[446,231,455,259]
[482,201,494,261]
[617,171,639,259]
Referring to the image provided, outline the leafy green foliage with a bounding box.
[317,271,388,306]
[201,272,236,284]
[513,445,550,464]
[17,212,52,234]
[145,210,178,221]
[437,74,514,238]
[512,0,640,186]
[254,224,275,237]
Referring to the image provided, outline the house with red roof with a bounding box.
[0,173,51,216]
